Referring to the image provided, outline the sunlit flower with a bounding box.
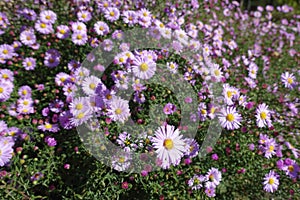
[263,170,279,193]
[218,106,242,130]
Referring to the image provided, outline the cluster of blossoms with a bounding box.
[0,0,298,198]
[188,167,222,197]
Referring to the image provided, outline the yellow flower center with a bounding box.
[194,179,200,185]
[2,74,8,79]
[76,103,83,110]
[209,174,214,181]
[269,145,274,152]
[268,178,275,185]
[77,26,82,30]
[260,112,267,120]
[77,34,82,40]
[82,14,87,19]
[106,94,112,100]
[287,78,293,84]
[27,61,32,66]
[214,69,220,76]
[23,100,29,106]
[46,15,51,20]
[170,64,175,69]
[59,29,65,34]
[40,23,46,28]
[115,108,122,115]
[140,63,149,72]
[119,57,124,63]
[77,112,85,119]
[3,49,8,54]
[0,87,4,93]
[227,91,233,98]
[288,165,294,172]
[22,90,27,95]
[159,23,164,28]
[119,157,125,163]
[0,150,2,156]
[226,113,235,122]
[89,83,96,89]
[201,109,206,114]
[163,139,174,150]
[26,36,31,40]
[109,11,115,17]
[211,107,216,114]
[45,124,52,129]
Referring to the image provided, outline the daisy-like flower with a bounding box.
[151,124,186,169]
[198,102,207,121]
[40,10,57,24]
[205,186,216,198]
[56,25,70,39]
[264,138,277,159]
[70,110,92,127]
[188,174,205,190]
[37,122,60,133]
[44,49,61,68]
[0,81,13,102]
[107,96,130,123]
[82,76,102,95]
[71,32,88,46]
[163,103,177,115]
[34,21,53,34]
[167,62,178,74]
[104,7,120,22]
[174,29,189,45]
[77,10,92,22]
[263,170,279,193]
[20,29,37,46]
[132,56,156,80]
[69,97,91,115]
[281,72,296,89]
[0,69,14,82]
[222,84,239,106]
[248,62,258,79]
[71,21,87,33]
[22,57,36,70]
[205,167,222,188]
[255,103,272,128]
[210,63,224,82]
[218,106,242,130]
[0,44,15,60]
[17,104,34,115]
[184,138,199,158]
[18,85,32,98]
[94,21,109,36]
[122,10,137,26]
[111,151,131,172]
[102,39,113,51]
[0,136,14,166]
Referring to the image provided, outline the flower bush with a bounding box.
[0,0,299,199]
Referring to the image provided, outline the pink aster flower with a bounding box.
[104,7,120,22]
[40,10,57,24]
[255,103,272,128]
[94,21,109,36]
[22,57,36,70]
[281,72,296,89]
[132,56,156,80]
[0,136,14,166]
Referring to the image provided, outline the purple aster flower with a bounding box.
[56,25,70,39]
[22,8,37,21]
[49,99,64,113]
[20,29,36,46]
[205,186,216,197]
[263,170,279,193]
[71,21,87,33]
[34,21,53,34]
[163,103,177,115]
[104,7,120,22]
[22,57,36,70]
[77,10,92,22]
[40,10,57,24]
[67,60,81,71]
[205,167,222,188]
[0,81,14,102]
[44,49,61,68]
[94,21,109,36]
[18,85,32,98]
[0,44,15,60]
[188,174,205,190]
[45,136,57,147]
[184,138,199,158]
[281,72,296,89]
[71,32,88,46]
[102,39,113,51]
[122,10,138,26]
[37,122,60,133]
[0,69,14,82]
[30,172,44,182]
[218,106,242,130]
[59,110,74,130]
[112,30,124,40]
[0,136,14,166]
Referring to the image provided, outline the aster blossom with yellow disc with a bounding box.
[151,124,187,169]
